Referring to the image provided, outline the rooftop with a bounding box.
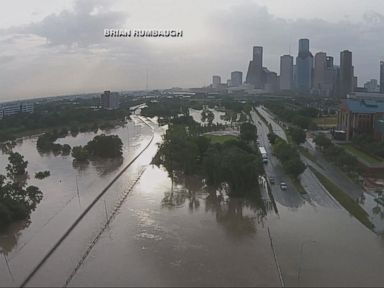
[343,99,384,113]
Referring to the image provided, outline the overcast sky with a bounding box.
[1,0,384,101]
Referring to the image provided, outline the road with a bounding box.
[302,140,364,201]
[252,107,340,210]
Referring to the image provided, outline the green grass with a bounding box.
[341,144,383,165]
[204,134,237,144]
[309,166,374,231]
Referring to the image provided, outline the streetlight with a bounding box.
[297,240,317,285]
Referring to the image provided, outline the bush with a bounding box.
[35,171,50,179]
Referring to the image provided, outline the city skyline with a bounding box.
[1,0,384,101]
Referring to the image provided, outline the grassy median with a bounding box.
[309,166,374,231]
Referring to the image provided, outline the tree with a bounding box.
[71,146,89,161]
[283,158,306,178]
[6,152,28,178]
[0,155,43,230]
[314,133,332,150]
[85,134,123,158]
[240,122,257,143]
[289,127,306,145]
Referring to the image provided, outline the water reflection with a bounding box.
[91,157,124,177]
[161,171,271,238]
[72,159,90,171]
[161,173,202,211]
[0,220,30,256]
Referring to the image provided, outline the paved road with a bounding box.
[251,110,304,209]
[302,141,364,201]
[252,108,341,210]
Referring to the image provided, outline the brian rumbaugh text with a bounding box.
[104,29,183,38]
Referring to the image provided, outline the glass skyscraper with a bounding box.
[296,39,313,91]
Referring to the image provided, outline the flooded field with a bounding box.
[0,116,153,286]
[189,108,230,126]
[1,115,384,287]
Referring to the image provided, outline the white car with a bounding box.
[280,182,288,190]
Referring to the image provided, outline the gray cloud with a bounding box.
[7,0,127,47]
[1,0,384,101]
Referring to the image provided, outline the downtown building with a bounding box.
[230,71,243,87]
[212,75,221,88]
[279,55,294,90]
[296,39,313,92]
[313,52,327,95]
[245,46,264,89]
[313,53,339,97]
[380,61,384,93]
[339,50,353,98]
[101,91,120,110]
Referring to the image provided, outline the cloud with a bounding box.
[6,0,127,47]
[1,0,384,101]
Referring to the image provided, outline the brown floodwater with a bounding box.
[0,116,153,287]
[1,115,384,287]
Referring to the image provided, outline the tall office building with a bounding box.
[264,70,279,93]
[313,52,327,94]
[230,71,243,87]
[296,39,313,91]
[212,75,221,88]
[323,56,337,97]
[279,55,294,90]
[340,50,353,98]
[245,46,264,89]
[101,91,119,110]
[380,61,384,93]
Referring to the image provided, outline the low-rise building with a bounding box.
[0,102,34,119]
[337,99,384,141]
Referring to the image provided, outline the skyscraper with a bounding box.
[340,50,353,98]
[313,52,327,94]
[323,56,337,97]
[296,39,313,91]
[279,55,293,90]
[212,75,221,88]
[245,46,263,89]
[380,61,384,93]
[230,71,243,87]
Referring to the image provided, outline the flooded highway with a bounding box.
[1,114,384,287]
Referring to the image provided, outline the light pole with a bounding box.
[297,240,317,285]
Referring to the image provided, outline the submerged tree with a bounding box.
[0,154,42,231]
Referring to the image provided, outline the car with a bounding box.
[280,182,288,190]
[268,176,275,184]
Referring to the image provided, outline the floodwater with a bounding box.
[1,114,384,287]
[0,115,153,286]
[189,108,230,126]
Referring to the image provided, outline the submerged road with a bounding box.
[19,116,157,287]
